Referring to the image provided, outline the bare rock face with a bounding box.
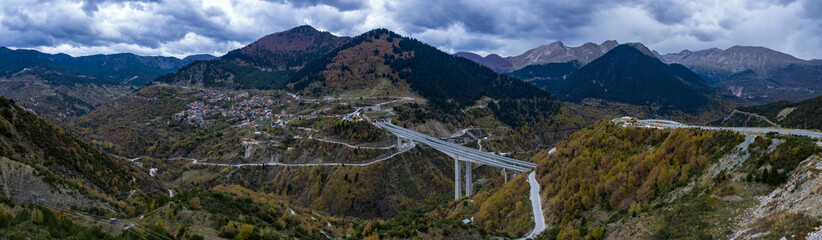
[506,40,658,71]
[661,46,806,76]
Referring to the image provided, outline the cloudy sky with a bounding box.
[2,0,821,59]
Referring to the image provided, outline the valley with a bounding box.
[2,15,822,240]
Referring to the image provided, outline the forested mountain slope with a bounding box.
[556,45,746,124]
[712,95,822,130]
[0,96,162,217]
[530,120,822,239]
[0,47,210,122]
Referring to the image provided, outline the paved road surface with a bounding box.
[174,142,415,168]
[519,147,553,240]
[378,122,535,172]
[638,120,822,139]
[522,171,546,240]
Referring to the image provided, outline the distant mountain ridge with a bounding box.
[457,41,822,104]
[559,44,736,114]
[661,46,807,78]
[455,40,661,72]
[507,40,620,71]
[0,46,213,86]
[0,47,215,121]
[182,54,218,62]
[660,46,822,103]
[453,52,512,72]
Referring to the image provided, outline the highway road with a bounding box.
[638,119,822,139]
[523,172,546,239]
[377,122,535,172]
[519,147,553,240]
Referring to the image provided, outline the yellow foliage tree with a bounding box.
[236,224,254,240]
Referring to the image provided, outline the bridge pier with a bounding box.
[503,169,507,183]
[454,157,461,199]
[453,157,474,199]
[378,122,538,200]
[465,162,472,197]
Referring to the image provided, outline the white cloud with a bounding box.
[1,0,821,60]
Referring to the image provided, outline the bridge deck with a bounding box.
[377,122,535,172]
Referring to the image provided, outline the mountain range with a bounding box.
[661,46,822,103]
[0,47,216,121]
[454,40,661,73]
[559,45,722,113]
[0,47,216,86]
[452,52,512,73]
[458,41,822,104]
[155,26,567,126]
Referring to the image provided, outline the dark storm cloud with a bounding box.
[80,0,160,14]
[643,0,692,24]
[1,3,98,47]
[0,0,820,59]
[266,0,365,11]
[152,1,242,44]
[689,29,720,42]
[802,0,822,20]
[392,0,642,40]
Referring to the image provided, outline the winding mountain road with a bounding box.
[523,172,546,239]
[173,142,415,168]
[309,135,397,149]
[638,119,822,139]
[520,147,554,240]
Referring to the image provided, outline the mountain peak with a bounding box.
[624,42,658,57]
[560,44,718,113]
[485,53,505,60]
[547,41,565,48]
[292,25,318,31]
[222,25,350,70]
[508,40,627,71]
